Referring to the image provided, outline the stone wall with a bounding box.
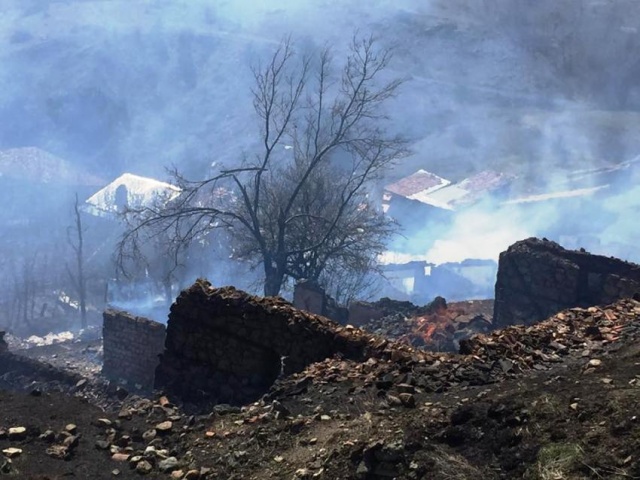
[102,309,166,390]
[155,280,412,405]
[494,238,640,327]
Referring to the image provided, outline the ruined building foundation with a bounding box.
[494,238,640,327]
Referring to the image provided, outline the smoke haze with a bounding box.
[1,0,640,323]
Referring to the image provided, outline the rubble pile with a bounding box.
[273,297,640,400]
[461,297,640,373]
[358,298,493,352]
[494,237,640,327]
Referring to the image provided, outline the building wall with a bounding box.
[102,309,166,390]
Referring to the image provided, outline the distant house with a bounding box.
[383,169,451,210]
[84,173,181,218]
[379,257,497,303]
[382,169,453,225]
[418,170,515,210]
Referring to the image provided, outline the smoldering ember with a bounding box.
[0,237,638,479]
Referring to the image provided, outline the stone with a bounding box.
[399,393,416,408]
[46,445,70,460]
[136,460,153,474]
[142,429,157,442]
[95,440,111,450]
[112,453,130,462]
[159,457,180,472]
[62,435,78,448]
[96,418,112,427]
[2,448,22,458]
[8,427,26,439]
[155,421,173,432]
[39,430,56,443]
[64,424,77,434]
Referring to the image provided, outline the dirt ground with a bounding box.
[0,300,638,479]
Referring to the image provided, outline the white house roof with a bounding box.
[84,173,181,217]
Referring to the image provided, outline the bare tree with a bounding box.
[119,35,408,297]
[67,193,87,328]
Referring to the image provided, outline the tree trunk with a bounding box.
[263,261,285,297]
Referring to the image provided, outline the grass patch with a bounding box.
[527,443,584,480]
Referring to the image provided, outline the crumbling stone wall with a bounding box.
[155,280,406,405]
[494,238,640,327]
[102,309,166,390]
[293,280,349,324]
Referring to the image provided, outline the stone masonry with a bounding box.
[494,238,640,327]
[155,279,414,405]
[102,309,166,390]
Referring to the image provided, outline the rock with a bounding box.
[294,468,311,479]
[95,440,111,450]
[62,435,79,448]
[184,470,200,479]
[170,471,184,479]
[65,424,77,434]
[96,418,113,427]
[112,453,131,462]
[159,457,180,472]
[399,393,416,408]
[135,460,153,474]
[212,404,242,416]
[8,427,26,440]
[39,430,56,442]
[2,448,22,458]
[386,395,403,407]
[142,429,157,442]
[588,359,602,367]
[46,445,70,460]
[155,421,173,433]
[396,383,415,394]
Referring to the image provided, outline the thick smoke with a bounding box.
[2,0,640,327]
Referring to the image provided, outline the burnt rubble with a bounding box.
[355,298,493,352]
[273,296,640,401]
[494,237,640,328]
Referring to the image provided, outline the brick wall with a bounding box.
[102,309,166,390]
[154,280,415,405]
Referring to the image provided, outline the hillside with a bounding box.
[3,0,640,182]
